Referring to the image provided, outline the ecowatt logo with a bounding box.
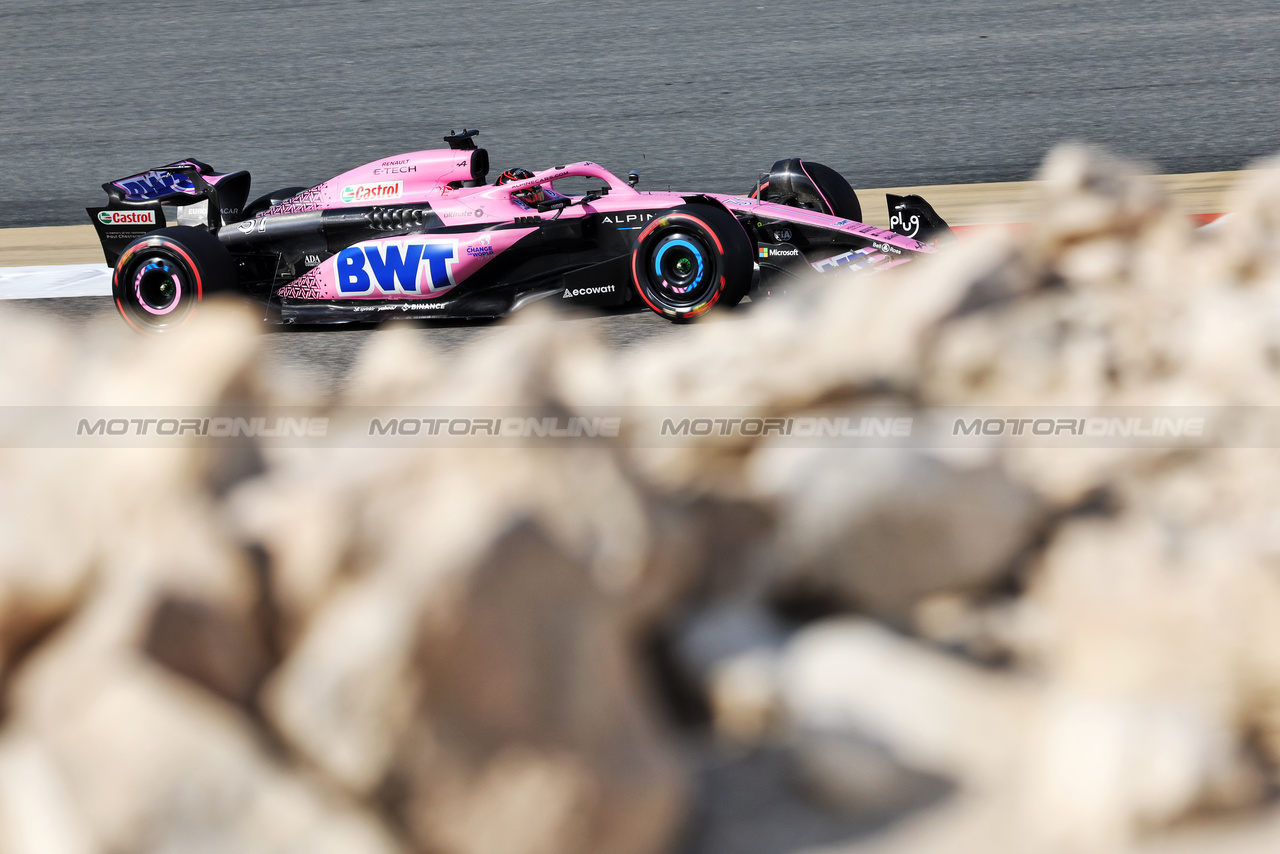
[340,180,403,204]
[98,210,156,226]
[563,285,615,298]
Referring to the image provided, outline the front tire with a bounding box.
[112,227,236,334]
[630,204,753,321]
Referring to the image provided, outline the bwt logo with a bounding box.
[336,240,458,295]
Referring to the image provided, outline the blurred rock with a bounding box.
[780,620,1033,788]
[0,730,96,854]
[394,520,687,854]
[6,561,402,854]
[672,602,788,685]
[792,730,951,818]
[2,145,1280,854]
[751,448,1043,621]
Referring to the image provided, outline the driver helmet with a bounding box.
[496,167,534,185]
[495,167,548,205]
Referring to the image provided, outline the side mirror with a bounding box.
[536,197,573,213]
[627,171,640,188]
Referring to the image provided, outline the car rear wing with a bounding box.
[100,159,251,225]
[88,159,253,265]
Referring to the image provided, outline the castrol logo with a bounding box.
[98,210,156,226]
[340,181,403,204]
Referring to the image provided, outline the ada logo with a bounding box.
[340,180,403,204]
[336,239,457,296]
[98,210,155,226]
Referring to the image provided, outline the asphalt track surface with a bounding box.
[4,0,1279,372]
[4,0,1279,229]
[7,295,692,395]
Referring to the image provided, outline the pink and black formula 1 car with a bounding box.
[88,129,953,332]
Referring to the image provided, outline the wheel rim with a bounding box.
[115,241,201,333]
[647,232,715,306]
[133,258,184,315]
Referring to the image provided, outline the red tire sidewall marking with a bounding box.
[112,236,206,332]
[630,213,727,319]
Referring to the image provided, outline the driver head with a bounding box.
[495,168,535,185]
[496,168,549,206]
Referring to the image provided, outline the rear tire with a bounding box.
[112,227,236,334]
[630,204,753,321]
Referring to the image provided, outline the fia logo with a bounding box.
[336,239,458,296]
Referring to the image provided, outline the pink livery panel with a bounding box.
[260,149,487,217]
[275,228,535,301]
[712,194,933,256]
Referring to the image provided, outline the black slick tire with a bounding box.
[630,204,753,322]
[112,226,236,334]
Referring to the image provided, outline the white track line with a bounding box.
[0,264,111,300]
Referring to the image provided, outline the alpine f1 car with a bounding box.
[88,129,953,332]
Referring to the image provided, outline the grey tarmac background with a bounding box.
[3,0,1279,384]
[9,295,690,394]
